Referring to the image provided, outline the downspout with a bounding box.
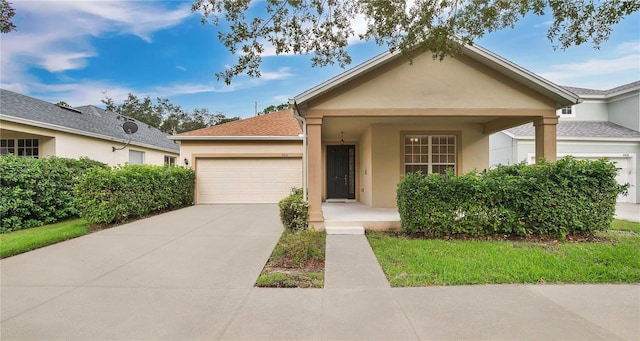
[289,99,307,202]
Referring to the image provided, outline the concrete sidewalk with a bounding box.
[2,206,639,340]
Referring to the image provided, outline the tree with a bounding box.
[258,103,289,115]
[102,93,240,134]
[56,101,71,108]
[1,0,16,33]
[192,0,640,85]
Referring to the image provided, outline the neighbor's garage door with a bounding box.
[196,158,302,203]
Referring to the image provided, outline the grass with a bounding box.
[0,219,89,258]
[367,220,640,287]
[256,229,326,288]
[611,219,640,233]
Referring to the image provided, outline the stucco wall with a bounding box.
[560,101,609,121]
[309,51,556,111]
[179,140,303,167]
[359,126,373,206]
[608,94,640,132]
[1,121,178,166]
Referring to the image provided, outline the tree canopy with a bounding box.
[192,0,639,84]
[0,0,16,33]
[258,103,290,115]
[102,93,240,135]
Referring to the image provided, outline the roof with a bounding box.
[562,81,640,98]
[294,43,580,108]
[0,89,179,153]
[506,121,640,140]
[171,109,302,140]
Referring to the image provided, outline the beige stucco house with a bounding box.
[173,44,580,227]
[0,89,179,166]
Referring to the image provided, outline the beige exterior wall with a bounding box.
[1,121,178,166]
[179,140,303,167]
[308,52,556,111]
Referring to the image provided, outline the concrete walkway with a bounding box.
[1,205,639,340]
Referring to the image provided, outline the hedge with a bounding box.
[279,188,309,230]
[1,155,108,233]
[74,164,195,225]
[397,157,627,238]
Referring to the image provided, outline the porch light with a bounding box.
[184,158,189,166]
[340,131,344,145]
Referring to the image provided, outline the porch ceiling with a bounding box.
[320,116,535,140]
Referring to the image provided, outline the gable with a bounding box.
[306,50,557,112]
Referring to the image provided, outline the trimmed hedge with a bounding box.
[397,157,627,238]
[1,155,108,233]
[279,188,309,230]
[74,164,195,225]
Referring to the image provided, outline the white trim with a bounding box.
[1,114,179,154]
[526,152,636,203]
[168,135,303,141]
[515,136,640,142]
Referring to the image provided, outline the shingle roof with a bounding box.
[562,80,640,97]
[506,121,640,139]
[0,89,178,152]
[176,109,302,137]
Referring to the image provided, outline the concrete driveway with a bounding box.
[1,204,283,340]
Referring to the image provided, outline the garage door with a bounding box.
[196,158,302,204]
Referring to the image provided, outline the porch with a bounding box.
[321,202,401,231]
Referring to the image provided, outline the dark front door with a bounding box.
[326,145,355,199]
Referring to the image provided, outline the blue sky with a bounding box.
[1,1,638,119]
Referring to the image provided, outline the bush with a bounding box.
[74,164,195,225]
[397,157,627,238]
[0,155,107,233]
[279,188,309,230]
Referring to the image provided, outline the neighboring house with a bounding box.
[170,110,303,203]
[0,89,179,166]
[176,44,580,227]
[490,81,640,203]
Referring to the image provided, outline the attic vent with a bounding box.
[56,104,82,113]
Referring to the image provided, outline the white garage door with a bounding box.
[196,158,302,204]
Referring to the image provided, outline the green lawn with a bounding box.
[0,219,89,258]
[367,220,640,286]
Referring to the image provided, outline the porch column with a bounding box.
[533,116,558,163]
[306,118,324,228]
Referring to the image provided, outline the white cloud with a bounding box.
[273,95,290,103]
[260,67,294,80]
[533,20,553,28]
[176,66,187,72]
[1,0,192,84]
[537,41,640,87]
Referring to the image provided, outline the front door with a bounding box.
[326,145,355,199]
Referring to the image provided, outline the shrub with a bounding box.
[0,155,107,233]
[74,164,195,225]
[397,157,627,238]
[278,188,309,230]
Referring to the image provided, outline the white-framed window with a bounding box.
[129,150,144,165]
[1,138,38,158]
[557,105,576,118]
[164,155,176,167]
[404,134,456,175]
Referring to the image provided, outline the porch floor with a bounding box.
[322,202,401,231]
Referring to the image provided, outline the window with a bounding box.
[1,139,15,155]
[557,105,575,118]
[129,150,144,164]
[1,138,38,158]
[164,155,176,167]
[404,134,456,175]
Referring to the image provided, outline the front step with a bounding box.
[325,225,365,235]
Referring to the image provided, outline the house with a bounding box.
[0,89,179,166]
[169,110,303,203]
[174,44,580,227]
[490,81,640,203]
